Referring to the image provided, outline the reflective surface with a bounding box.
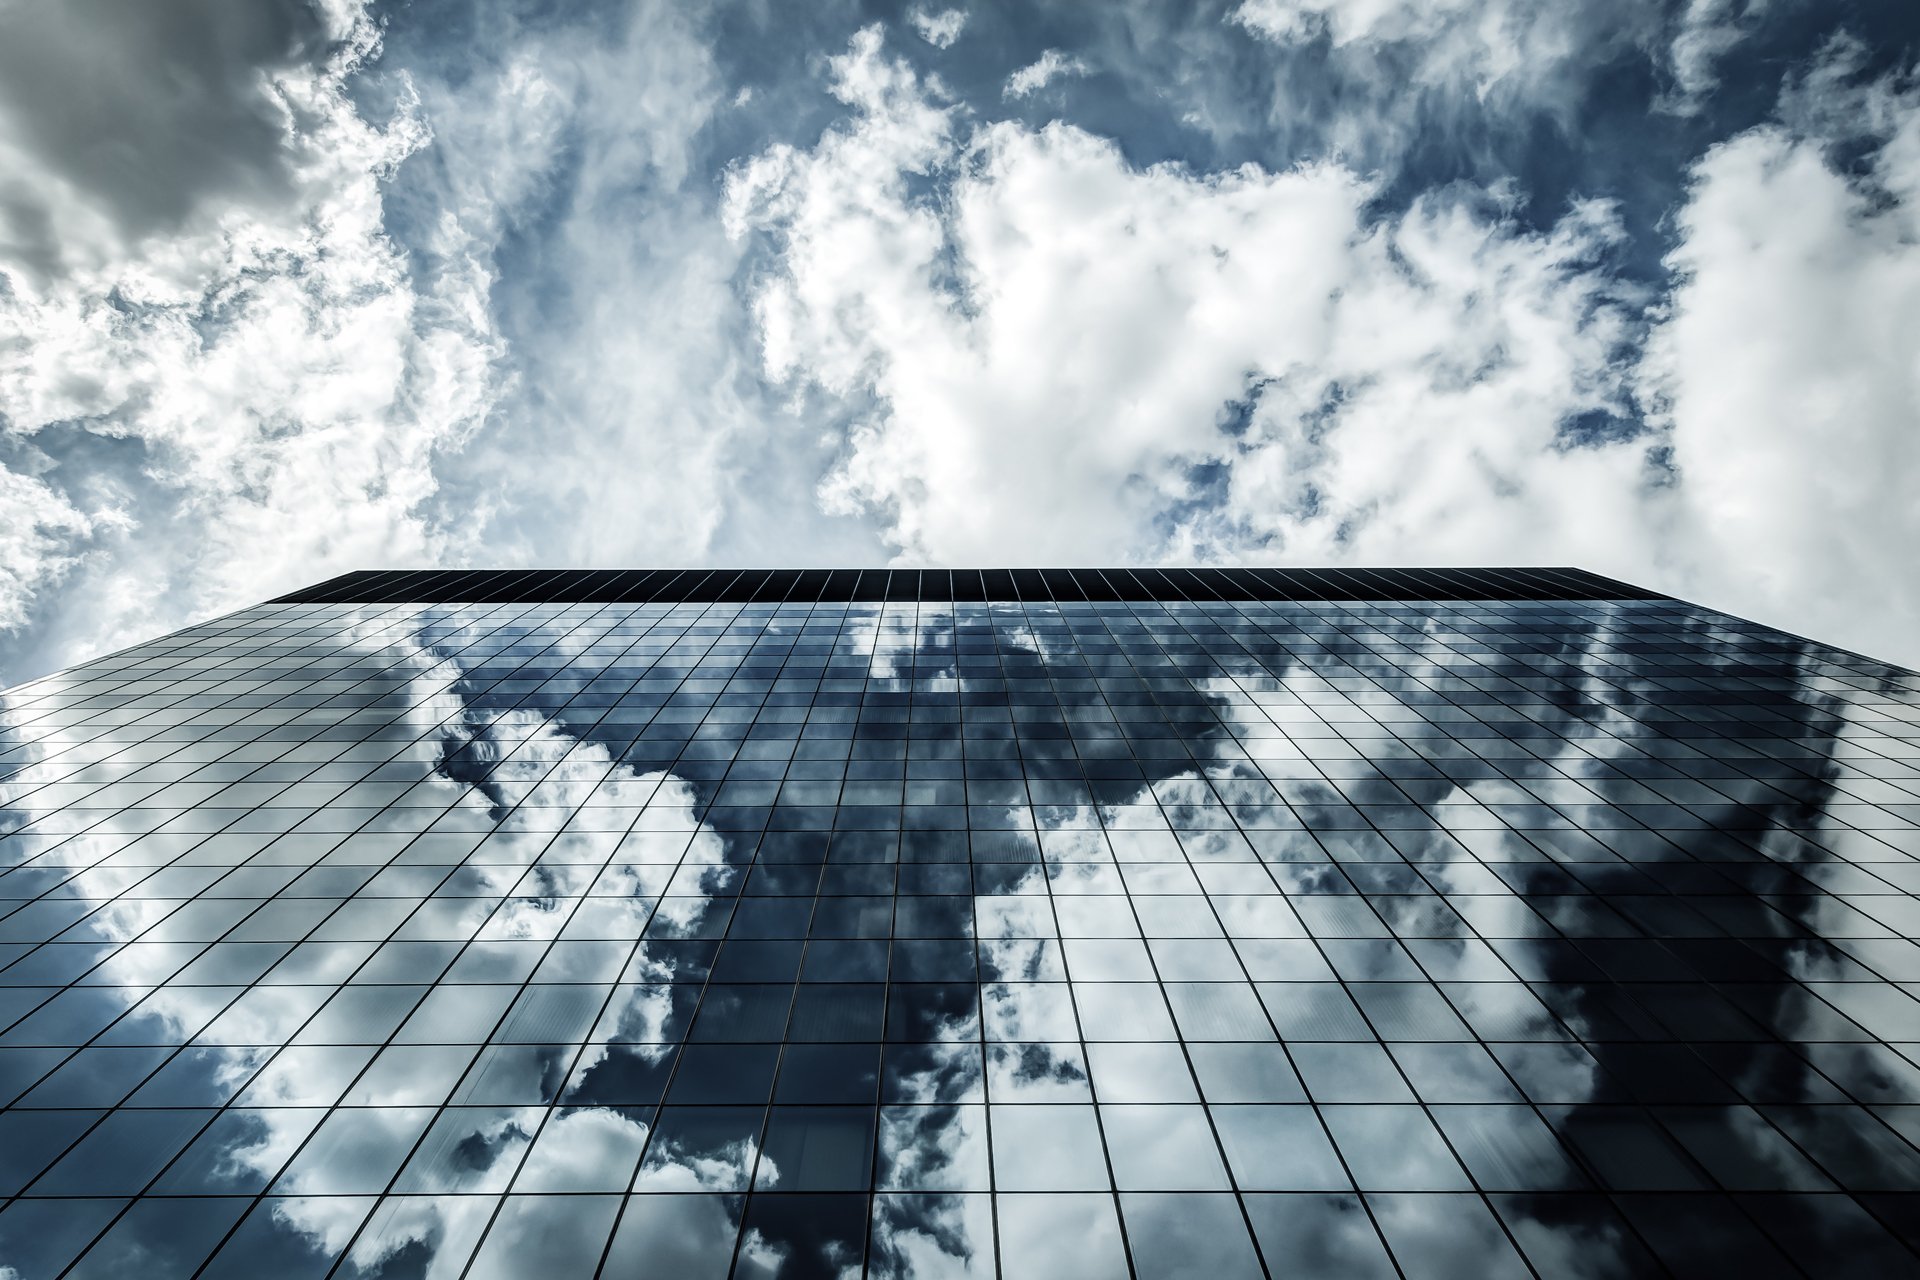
[2,589,1919,1277]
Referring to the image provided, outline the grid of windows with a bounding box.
[2,576,1919,1278]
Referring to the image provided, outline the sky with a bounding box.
[0,0,1917,686]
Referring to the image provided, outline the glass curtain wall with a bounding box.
[1,569,1918,1278]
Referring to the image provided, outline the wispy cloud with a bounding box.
[384,0,768,569]
[1225,0,1768,169]
[909,6,969,50]
[1005,49,1091,99]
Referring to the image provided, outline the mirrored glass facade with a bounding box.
[3,565,1920,1278]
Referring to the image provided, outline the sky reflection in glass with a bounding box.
[1,571,1919,1277]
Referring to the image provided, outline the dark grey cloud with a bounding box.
[0,0,334,272]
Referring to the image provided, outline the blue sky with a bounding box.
[1,0,1917,683]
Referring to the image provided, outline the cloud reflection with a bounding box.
[2,592,1918,1277]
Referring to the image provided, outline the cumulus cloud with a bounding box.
[0,468,104,631]
[0,1,501,683]
[0,0,792,687]
[1,0,1915,686]
[1645,38,1920,662]
[1005,50,1091,99]
[910,7,970,49]
[730,26,1920,667]
[728,29,1662,573]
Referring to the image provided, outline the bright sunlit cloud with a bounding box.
[0,0,1916,679]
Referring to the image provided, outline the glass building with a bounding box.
[3,565,1920,1279]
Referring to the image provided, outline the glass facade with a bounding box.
[2,565,1919,1279]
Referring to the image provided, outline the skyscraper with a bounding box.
[2,566,1918,1277]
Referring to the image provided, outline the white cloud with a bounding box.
[0,3,501,683]
[390,0,786,570]
[2,3,1913,685]
[1234,0,1525,55]
[0,0,798,687]
[731,28,1920,667]
[910,7,970,50]
[1005,50,1091,99]
[1644,41,1920,663]
[728,31,1663,575]
[1665,0,1772,108]
[0,466,104,631]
